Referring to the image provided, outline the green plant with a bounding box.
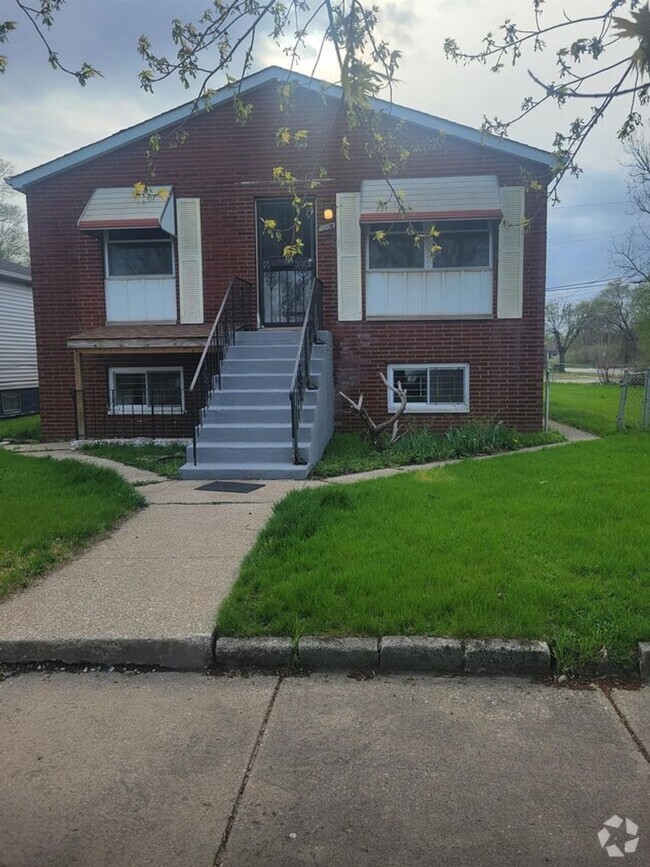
[313,422,562,479]
[0,414,40,442]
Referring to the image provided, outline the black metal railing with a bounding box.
[188,277,255,464]
[289,277,324,464]
[72,389,192,440]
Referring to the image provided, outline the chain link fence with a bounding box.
[616,370,650,431]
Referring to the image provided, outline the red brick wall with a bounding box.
[24,81,547,439]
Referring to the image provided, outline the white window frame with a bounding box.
[104,230,175,281]
[366,221,493,273]
[108,366,185,414]
[387,363,470,414]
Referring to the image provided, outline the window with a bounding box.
[368,223,425,270]
[108,367,184,413]
[367,220,491,271]
[388,364,469,413]
[1,391,20,416]
[431,222,490,269]
[105,229,174,278]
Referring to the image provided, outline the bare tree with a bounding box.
[612,134,650,283]
[590,279,650,364]
[545,299,592,370]
[0,157,29,265]
[340,372,408,449]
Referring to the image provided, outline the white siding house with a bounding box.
[0,259,39,417]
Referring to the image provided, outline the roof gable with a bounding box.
[9,66,553,192]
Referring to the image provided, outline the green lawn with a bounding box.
[217,433,650,670]
[0,450,143,598]
[79,443,186,479]
[0,414,41,442]
[550,382,632,436]
[314,423,563,478]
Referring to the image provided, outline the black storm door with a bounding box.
[257,199,316,326]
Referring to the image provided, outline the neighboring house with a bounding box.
[9,66,552,479]
[0,259,39,418]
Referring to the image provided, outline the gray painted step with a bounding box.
[202,404,316,425]
[214,389,294,407]
[179,462,310,480]
[236,331,301,345]
[227,345,302,360]
[197,423,314,444]
[193,442,309,463]
[219,372,321,389]
[221,359,296,374]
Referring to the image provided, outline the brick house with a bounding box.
[9,66,552,479]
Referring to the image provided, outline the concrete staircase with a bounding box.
[179,329,334,480]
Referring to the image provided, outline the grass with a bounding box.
[217,433,650,671]
[79,442,187,479]
[549,382,635,436]
[0,449,143,599]
[314,422,564,478]
[0,414,41,442]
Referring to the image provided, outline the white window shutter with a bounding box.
[177,197,204,324]
[336,192,362,321]
[497,186,525,319]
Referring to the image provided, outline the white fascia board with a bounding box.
[8,66,553,193]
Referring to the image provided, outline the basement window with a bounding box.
[387,364,469,413]
[108,367,184,413]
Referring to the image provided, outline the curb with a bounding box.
[212,635,552,677]
[1,636,647,679]
[0,636,212,671]
[639,643,650,681]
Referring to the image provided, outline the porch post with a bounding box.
[73,350,86,438]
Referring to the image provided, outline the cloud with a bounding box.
[0,0,640,292]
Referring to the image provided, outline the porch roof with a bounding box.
[67,324,211,352]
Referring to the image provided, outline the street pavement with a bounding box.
[0,670,647,867]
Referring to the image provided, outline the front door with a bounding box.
[257,199,316,326]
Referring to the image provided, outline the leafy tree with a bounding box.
[545,298,593,369]
[0,158,29,265]
[4,1,650,201]
[444,1,650,198]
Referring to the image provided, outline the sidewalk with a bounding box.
[0,670,647,866]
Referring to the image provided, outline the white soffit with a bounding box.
[77,186,176,234]
[360,175,502,222]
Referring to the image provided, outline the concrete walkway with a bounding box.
[0,669,647,866]
[1,443,303,665]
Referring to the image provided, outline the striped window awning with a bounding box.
[360,175,502,222]
[77,186,175,234]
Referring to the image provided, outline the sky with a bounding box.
[0,0,645,301]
